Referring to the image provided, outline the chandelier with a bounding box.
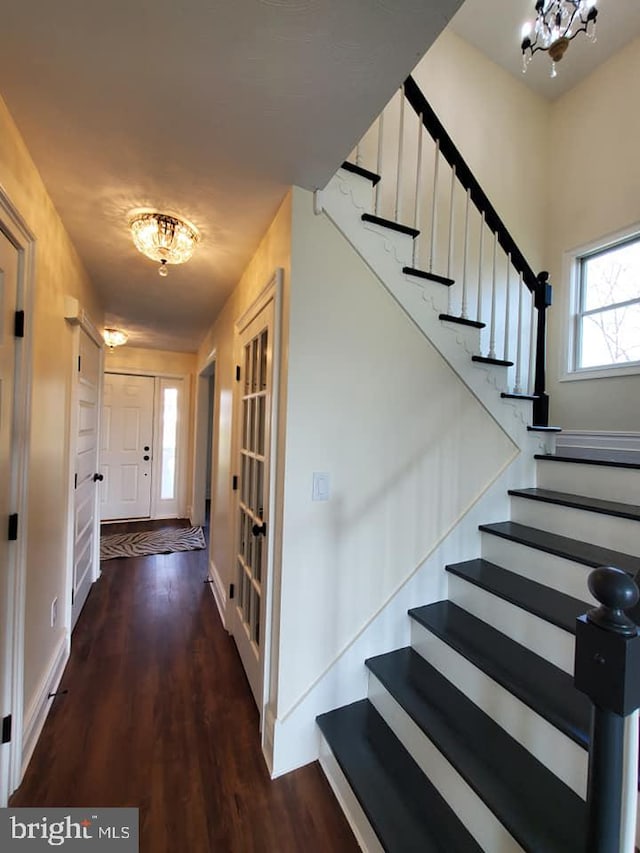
[103,328,128,350]
[129,211,200,277]
[521,0,599,78]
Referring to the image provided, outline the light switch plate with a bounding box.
[312,472,330,501]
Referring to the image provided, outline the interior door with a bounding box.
[71,328,101,627]
[0,229,19,804]
[231,300,274,708]
[101,374,154,520]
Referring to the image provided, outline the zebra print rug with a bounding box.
[100,526,206,561]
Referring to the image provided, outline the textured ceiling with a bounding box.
[0,0,463,352]
[450,0,640,101]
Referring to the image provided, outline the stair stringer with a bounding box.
[319,168,540,451]
[269,447,544,778]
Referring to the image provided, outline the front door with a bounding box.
[101,374,154,520]
[0,228,19,804]
[231,300,274,708]
[71,328,102,627]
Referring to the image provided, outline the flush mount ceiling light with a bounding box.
[128,210,200,277]
[103,328,128,350]
[521,0,599,78]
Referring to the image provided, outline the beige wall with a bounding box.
[196,191,291,598]
[105,346,198,512]
[0,96,103,711]
[546,37,640,429]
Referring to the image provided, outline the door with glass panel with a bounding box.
[232,301,274,708]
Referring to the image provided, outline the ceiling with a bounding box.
[0,0,464,352]
[450,0,640,101]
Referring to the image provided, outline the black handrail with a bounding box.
[403,75,551,425]
[403,75,539,296]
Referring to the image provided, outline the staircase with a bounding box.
[317,450,640,851]
[313,77,640,851]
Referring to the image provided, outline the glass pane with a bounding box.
[257,395,265,456]
[251,338,259,392]
[260,330,268,390]
[244,343,251,392]
[160,387,178,500]
[249,397,256,453]
[254,533,262,585]
[242,567,250,621]
[582,240,640,312]
[580,304,640,368]
[242,399,249,450]
[237,559,244,606]
[255,460,264,514]
[251,586,260,646]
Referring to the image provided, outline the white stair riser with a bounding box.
[361,219,415,266]
[318,736,385,853]
[510,497,640,556]
[368,673,524,853]
[448,574,575,674]
[480,534,597,605]
[536,460,640,505]
[410,620,587,797]
[438,317,482,353]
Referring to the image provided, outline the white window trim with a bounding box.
[560,221,640,382]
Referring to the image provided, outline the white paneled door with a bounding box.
[71,328,102,627]
[101,374,154,520]
[231,300,274,708]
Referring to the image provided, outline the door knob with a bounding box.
[93,473,104,482]
[252,521,267,537]
[143,455,150,461]
[144,445,150,451]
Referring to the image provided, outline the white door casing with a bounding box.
[0,230,19,803]
[231,297,275,709]
[0,192,35,806]
[101,374,154,520]
[71,328,102,627]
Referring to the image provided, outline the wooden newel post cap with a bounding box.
[575,567,640,715]
[587,566,639,639]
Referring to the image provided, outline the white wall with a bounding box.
[269,187,515,770]
[546,37,640,430]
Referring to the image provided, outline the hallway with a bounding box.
[11,525,358,853]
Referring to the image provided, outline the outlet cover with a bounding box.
[50,597,58,628]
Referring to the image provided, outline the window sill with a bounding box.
[560,362,640,382]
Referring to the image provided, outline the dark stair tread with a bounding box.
[439,313,485,329]
[527,425,562,432]
[535,452,640,470]
[316,699,482,853]
[409,601,590,749]
[365,648,586,853]
[479,520,640,576]
[402,266,454,287]
[501,392,539,401]
[509,487,640,522]
[361,213,419,239]
[471,355,514,367]
[341,161,381,186]
[446,558,589,634]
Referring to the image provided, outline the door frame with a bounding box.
[192,351,216,528]
[0,187,35,805]
[63,298,104,639]
[229,269,283,769]
[101,369,191,521]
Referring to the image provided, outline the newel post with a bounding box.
[574,566,640,852]
[532,270,552,427]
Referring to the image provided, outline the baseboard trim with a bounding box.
[208,559,227,629]
[21,635,69,777]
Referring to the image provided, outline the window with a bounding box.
[574,235,640,372]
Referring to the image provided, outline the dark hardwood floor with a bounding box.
[11,521,358,853]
